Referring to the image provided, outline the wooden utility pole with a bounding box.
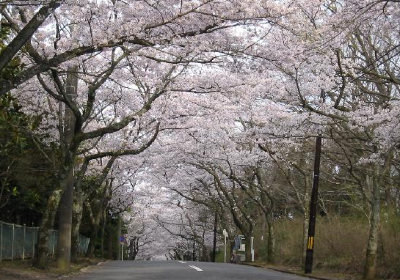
[305,135,322,274]
[117,215,122,260]
[212,212,217,262]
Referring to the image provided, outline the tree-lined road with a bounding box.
[2,1,398,279]
[72,261,310,280]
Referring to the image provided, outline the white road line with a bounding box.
[189,265,203,272]
[178,261,186,264]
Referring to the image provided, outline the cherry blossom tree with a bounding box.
[1,1,399,279]
[129,2,400,278]
[236,1,400,278]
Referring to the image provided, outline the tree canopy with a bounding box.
[0,1,399,279]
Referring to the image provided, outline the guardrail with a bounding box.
[0,221,89,261]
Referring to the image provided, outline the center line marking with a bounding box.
[178,261,186,264]
[189,265,203,272]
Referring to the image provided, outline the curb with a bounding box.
[240,262,342,280]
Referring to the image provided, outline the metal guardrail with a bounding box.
[0,221,90,261]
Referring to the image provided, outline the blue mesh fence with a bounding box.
[0,221,90,261]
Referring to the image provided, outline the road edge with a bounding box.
[239,262,343,280]
[57,259,109,279]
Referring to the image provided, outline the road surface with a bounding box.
[71,261,312,280]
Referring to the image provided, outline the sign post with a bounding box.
[251,237,254,262]
[222,229,228,263]
[120,236,125,261]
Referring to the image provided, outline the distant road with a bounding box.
[71,260,311,280]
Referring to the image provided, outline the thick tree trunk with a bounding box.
[266,214,275,264]
[244,234,252,262]
[261,212,266,243]
[85,189,108,258]
[33,189,62,269]
[57,66,78,271]
[100,210,107,257]
[56,165,74,270]
[363,175,381,280]
[107,226,114,259]
[129,237,139,260]
[71,193,84,263]
[229,240,235,262]
[86,225,99,258]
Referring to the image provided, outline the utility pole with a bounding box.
[117,215,122,260]
[305,135,322,273]
[212,212,217,262]
[192,240,196,261]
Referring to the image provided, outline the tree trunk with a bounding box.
[56,65,78,271]
[116,215,122,260]
[107,226,114,259]
[84,192,108,258]
[229,240,235,262]
[33,189,62,269]
[56,165,75,270]
[201,244,210,262]
[363,174,381,280]
[86,225,99,258]
[100,210,107,257]
[266,214,275,264]
[245,234,252,262]
[70,192,84,263]
[261,212,266,244]
[129,237,139,260]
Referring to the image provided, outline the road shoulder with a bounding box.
[240,262,361,280]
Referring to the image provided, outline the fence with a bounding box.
[0,221,90,261]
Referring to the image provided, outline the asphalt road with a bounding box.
[71,260,312,280]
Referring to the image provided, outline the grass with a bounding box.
[248,213,400,280]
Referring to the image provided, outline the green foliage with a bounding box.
[0,94,30,153]
[379,208,400,279]
[81,175,98,193]
[0,24,25,82]
[0,100,59,223]
[0,23,31,165]
[0,95,58,224]
[0,93,31,209]
[214,249,225,263]
[0,22,59,218]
